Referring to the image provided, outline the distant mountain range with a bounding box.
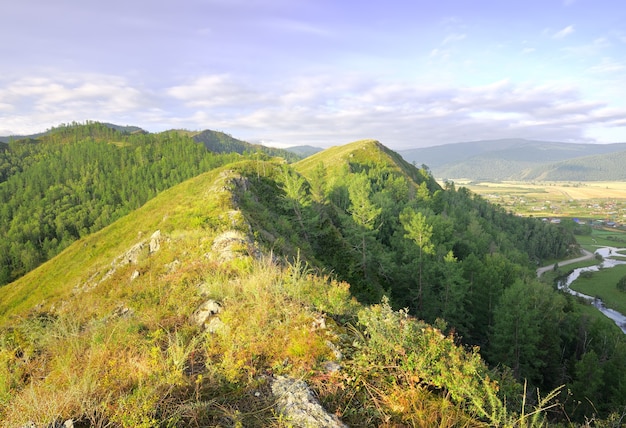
[0,123,301,162]
[398,139,626,181]
[4,125,625,181]
[0,122,145,143]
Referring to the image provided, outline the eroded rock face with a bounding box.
[271,375,347,428]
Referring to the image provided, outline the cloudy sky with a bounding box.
[1,0,625,149]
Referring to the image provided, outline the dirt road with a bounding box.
[536,249,594,278]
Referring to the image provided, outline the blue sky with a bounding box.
[1,0,625,148]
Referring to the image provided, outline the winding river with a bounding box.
[556,247,626,334]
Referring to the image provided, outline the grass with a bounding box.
[540,259,600,285]
[576,228,626,252]
[569,263,626,315]
[0,156,564,427]
[0,165,242,323]
[456,179,626,220]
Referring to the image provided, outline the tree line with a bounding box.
[234,152,625,423]
[0,123,240,285]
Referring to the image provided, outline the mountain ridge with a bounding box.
[0,150,518,426]
[1,130,625,425]
[399,139,626,181]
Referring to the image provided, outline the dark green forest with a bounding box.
[192,129,302,162]
[231,142,626,422]
[1,125,625,423]
[0,122,244,285]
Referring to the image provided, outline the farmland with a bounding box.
[455,180,626,221]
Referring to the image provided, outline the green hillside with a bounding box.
[1,138,625,425]
[0,122,244,286]
[0,121,145,143]
[518,150,626,181]
[399,139,626,181]
[0,157,509,427]
[191,129,301,162]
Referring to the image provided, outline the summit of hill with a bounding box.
[0,123,625,426]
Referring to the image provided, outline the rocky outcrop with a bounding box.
[20,419,74,428]
[271,375,347,428]
[193,299,222,326]
[211,230,260,262]
[77,230,165,292]
[149,230,161,254]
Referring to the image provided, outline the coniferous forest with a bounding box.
[0,123,245,285]
[1,123,625,426]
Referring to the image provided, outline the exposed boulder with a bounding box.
[193,299,222,329]
[149,230,161,254]
[206,317,225,334]
[271,375,347,428]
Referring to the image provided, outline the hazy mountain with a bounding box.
[284,145,323,157]
[518,149,626,181]
[191,129,301,161]
[399,139,626,180]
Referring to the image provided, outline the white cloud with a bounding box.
[0,73,156,135]
[553,25,574,39]
[442,33,467,45]
[2,71,626,147]
[167,75,269,108]
[587,58,625,74]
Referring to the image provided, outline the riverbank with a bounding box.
[555,246,626,334]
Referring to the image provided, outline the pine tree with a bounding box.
[400,209,434,312]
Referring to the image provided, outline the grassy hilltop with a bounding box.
[1,127,626,426]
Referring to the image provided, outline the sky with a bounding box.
[1,0,626,149]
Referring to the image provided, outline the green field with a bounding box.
[569,263,626,315]
[481,181,626,320]
[456,179,626,221]
[576,228,626,252]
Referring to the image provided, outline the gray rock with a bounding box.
[211,230,260,261]
[322,361,342,373]
[206,317,225,334]
[271,375,347,428]
[193,299,223,329]
[149,230,161,254]
[325,340,343,361]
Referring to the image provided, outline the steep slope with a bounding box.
[2,139,623,426]
[296,139,440,193]
[0,157,531,427]
[0,122,241,286]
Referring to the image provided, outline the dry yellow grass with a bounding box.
[457,180,626,200]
